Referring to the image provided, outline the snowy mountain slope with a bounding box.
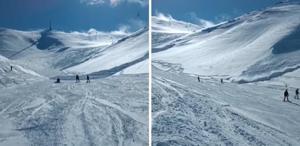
[152,3,300,85]
[0,27,147,77]
[152,15,210,52]
[0,26,149,145]
[65,28,149,75]
[0,55,44,88]
[0,74,148,146]
[0,28,122,56]
[152,68,300,146]
[118,59,149,75]
[152,15,202,34]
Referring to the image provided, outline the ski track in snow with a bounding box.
[0,75,148,146]
[152,68,300,146]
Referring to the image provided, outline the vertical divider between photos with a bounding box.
[148,0,152,145]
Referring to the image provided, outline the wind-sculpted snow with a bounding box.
[152,3,300,85]
[0,74,148,146]
[152,16,203,34]
[0,27,148,77]
[65,28,149,75]
[152,32,185,53]
[152,68,300,146]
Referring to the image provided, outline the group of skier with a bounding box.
[283,88,299,102]
[197,76,224,84]
[55,74,90,84]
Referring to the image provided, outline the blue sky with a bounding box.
[0,0,148,32]
[152,0,300,24]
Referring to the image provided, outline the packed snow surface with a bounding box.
[152,68,300,146]
[0,74,148,146]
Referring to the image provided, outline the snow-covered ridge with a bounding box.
[152,3,300,85]
[65,27,149,75]
[0,27,148,77]
[152,15,202,34]
[0,28,126,53]
[152,13,215,52]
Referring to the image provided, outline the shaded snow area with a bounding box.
[0,27,148,146]
[0,74,148,146]
[152,3,300,86]
[152,2,300,146]
[152,68,300,146]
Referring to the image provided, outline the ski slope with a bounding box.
[152,3,300,85]
[0,26,149,145]
[0,74,148,146]
[152,2,300,146]
[152,68,300,146]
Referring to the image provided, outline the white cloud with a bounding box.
[128,0,148,7]
[115,18,146,33]
[110,0,121,7]
[80,0,147,7]
[155,12,175,21]
[189,12,215,28]
[155,12,215,29]
[215,14,232,22]
[80,0,105,5]
[111,25,130,35]
[129,19,146,29]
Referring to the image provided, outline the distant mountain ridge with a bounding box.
[152,3,300,85]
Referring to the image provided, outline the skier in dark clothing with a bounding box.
[10,66,13,71]
[55,78,60,83]
[76,75,80,83]
[283,89,289,102]
[295,88,299,99]
[220,78,224,84]
[86,75,90,83]
[197,76,200,82]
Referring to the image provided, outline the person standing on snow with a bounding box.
[295,88,299,99]
[55,78,60,83]
[86,75,90,83]
[197,76,200,82]
[220,78,224,84]
[75,75,80,83]
[10,66,13,71]
[283,89,289,102]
